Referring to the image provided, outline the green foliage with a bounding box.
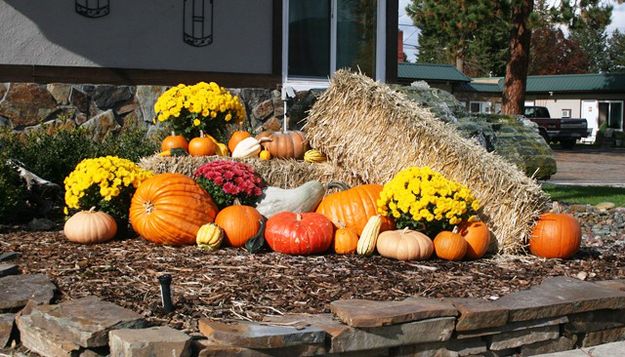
[542,183,625,207]
[97,126,160,163]
[0,153,28,223]
[606,30,625,72]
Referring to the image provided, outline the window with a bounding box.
[284,0,385,85]
[469,101,492,114]
[561,109,571,118]
[599,101,624,130]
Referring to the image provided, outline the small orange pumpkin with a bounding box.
[459,221,490,260]
[334,223,359,254]
[64,208,117,244]
[188,131,216,157]
[161,131,188,152]
[433,231,468,261]
[529,213,581,259]
[215,202,262,247]
[228,130,252,153]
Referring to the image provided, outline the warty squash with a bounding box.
[255,180,327,218]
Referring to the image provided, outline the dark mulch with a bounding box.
[1,205,624,334]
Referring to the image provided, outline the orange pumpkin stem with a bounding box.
[199,130,205,138]
[296,213,302,221]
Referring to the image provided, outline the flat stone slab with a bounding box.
[0,274,56,310]
[489,325,560,351]
[0,313,15,348]
[446,297,509,331]
[533,341,625,357]
[564,309,625,333]
[0,264,19,278]
[16,312,82,357]
[0,252,20,262]
[198,319,326,349]
[330,297,458,328]
[457,316,568,340]
[263,313,455,353]
[595,280,625,292]
[581,326,625,347]
[195,339,328,357]
[109,326,191,357]
[22,295,146,348]
[494,276,625,322]
[521,336,578,357]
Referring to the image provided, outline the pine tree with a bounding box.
[606,30,625,72]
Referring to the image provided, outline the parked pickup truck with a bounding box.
[523,106,590,149]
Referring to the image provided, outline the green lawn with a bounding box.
[541,183,625,207]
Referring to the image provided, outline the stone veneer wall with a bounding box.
[2,262,625,357]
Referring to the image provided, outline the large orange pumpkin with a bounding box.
[529,213,581,259]
[215,204,262,247]
[459,221,490,260]
[161,132,188,152]
[129,173,218,245]
[228,131,251,153]
[265,212,334,255]
[316,184,394,236]
[256,131,308,159]
[433,231,468,261]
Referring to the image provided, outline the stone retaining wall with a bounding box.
[2,250,625,357]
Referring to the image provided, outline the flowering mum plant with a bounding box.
[154,82,246,142]
[377,166,480,236]
[64,156,153,223]
[194,160,265,209]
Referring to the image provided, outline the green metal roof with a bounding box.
[398,63,471,83]
[456,82,501,93]
[466,73,625,93]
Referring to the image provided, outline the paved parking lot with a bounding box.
[547,147,625,187]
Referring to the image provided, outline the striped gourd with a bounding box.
[304,149,327,163]
[356,215,383,256]
[196,223,223,251]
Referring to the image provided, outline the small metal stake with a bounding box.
[158,274,174,313]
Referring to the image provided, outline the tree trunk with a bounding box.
[502,0,534,115]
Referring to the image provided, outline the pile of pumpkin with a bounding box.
[65,129,583,261]
[159,128,325,163]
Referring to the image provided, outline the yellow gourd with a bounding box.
[356,215,383,256]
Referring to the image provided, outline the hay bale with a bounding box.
[304,70,550,254]
[138,155,363,188]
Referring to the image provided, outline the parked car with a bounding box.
[523,106,589,149]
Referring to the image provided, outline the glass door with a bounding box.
[336,0,377,78]
[599,101,624,130]
[287,0,331,78]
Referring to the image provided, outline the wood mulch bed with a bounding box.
[1,205,624,334]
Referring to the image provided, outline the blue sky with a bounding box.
[398,0,625,63]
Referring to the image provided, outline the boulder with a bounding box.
[135,85,168,124]
[83,85,134,110]
[0,83,58,127]
[0,274,56,310]
[80,110,120,142]
[109,326,191,357]
[46,84,71,105]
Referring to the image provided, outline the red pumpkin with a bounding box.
[188,131,216,157]
[529,213,581,259]
[265,212,334,255]
[459,221,490,260]
[161,132,188,152]
[316,184,394,236]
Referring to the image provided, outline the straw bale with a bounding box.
[304,70,550,254]
[138,154,363,189]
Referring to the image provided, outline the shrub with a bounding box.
[0,153,28,224]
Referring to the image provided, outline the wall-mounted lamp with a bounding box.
[75,0,110,18]
[183,0,214,47]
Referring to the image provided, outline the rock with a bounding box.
[456,316,568,340]
[80,110,120,142]
[0,83,6,99]
[135,85,168,123]
[16,312,82,357]
[20,296,146,348]
[252,99,274,120]
[330,297,458,328]
[0,274,56,310]
[520,336,578,356]
[116,102,138,115]
[396,338,488,357]
[564,309,625,334]
[0,83,58,127]
[198,319,325,349]
[581,326,625,347]
[595,280,625,292]
[75,112,88,125]
[195,339,327,357]
[109,326,191,357]
[0,115,12,129]
[46,84,71,105]
[0,252,20,262]
[261,116,282,132]
[0,264,19,278]
[69,87,90,114]
[263,313,455,353]
[596,202,616,210]
[0,313,15,347]
[84,85,134,110]
[489,325,560,351]
[583,341,625,356]
[494,276,625,322]
[27,218,56,231]
[446,298,509,332]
